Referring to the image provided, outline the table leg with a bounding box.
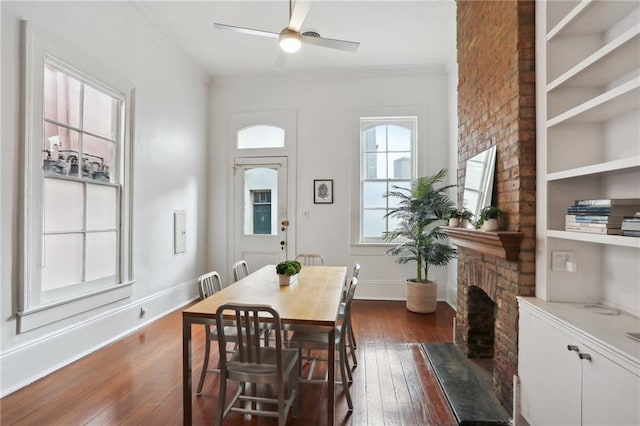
[183,318,192,425]
[328,327,335,426]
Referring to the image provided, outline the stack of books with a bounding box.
[621,214,640,237]
[565,199,640,235]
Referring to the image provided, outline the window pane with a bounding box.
[389,154,411,179]
[362,209,386,238]
[243,168,277,235]
[43,63,81,128]
[363,181,388,208]
[237,125,285,149]
[42,233,83,290]
[83,134,114,182]
[363,153,388,179]
[387,125,411,151]
[83,84,118,140]
[43,122,80,176]
[43,178,84,232]
[85,231,117,281]
[362,126,386,152]
[86,184,117,230]
[387,180,411,208]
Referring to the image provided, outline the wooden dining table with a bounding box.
[182,264,347,425]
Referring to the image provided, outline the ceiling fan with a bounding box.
[214,0,360,54]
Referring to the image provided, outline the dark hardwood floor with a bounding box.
[1,301,456,425]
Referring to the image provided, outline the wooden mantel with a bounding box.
[444,227,524,261]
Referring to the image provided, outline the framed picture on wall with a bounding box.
[313,179,333,204]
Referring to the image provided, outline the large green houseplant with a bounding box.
[383,169,457,313]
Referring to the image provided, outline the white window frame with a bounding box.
[358,116,417,244]
[18,21,134,332]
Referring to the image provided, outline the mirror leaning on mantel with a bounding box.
[462,146,497,228]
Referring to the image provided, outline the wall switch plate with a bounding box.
[551,250,576,272]
[301,210,310,219]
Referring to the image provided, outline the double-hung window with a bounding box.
[359,116,417,243]
[19,22,133,332]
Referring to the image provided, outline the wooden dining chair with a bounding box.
[232,260,250,281]
[196,271,240,395]
[295,253,324,266]
[288,278,358,412]
[215,303,299,426]
[341,264,360,358]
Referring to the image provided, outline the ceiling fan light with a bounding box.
[279,29,301,53]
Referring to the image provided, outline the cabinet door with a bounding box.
[582,344,640,426]
[519,311,582,425]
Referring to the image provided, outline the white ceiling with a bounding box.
[133,0,457,77]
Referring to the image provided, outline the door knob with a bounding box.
[280,241,286,246]
[281,220,289,227]
[578,353,592,361]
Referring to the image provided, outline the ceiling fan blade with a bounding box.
[214,23,279,39]
[288,0,311,32]
[301,34,360,52]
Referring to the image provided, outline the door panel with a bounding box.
[233,157,289,273]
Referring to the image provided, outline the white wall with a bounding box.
[446,51,459,308]
[208,67,453,301]
[1,2,208,396]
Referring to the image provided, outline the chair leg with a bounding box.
[349,321,358,350]
[348,324,358,369]
[342,341,353,385]
[215,373,227,426]
[291,359,299,418]
[339,341,353,411]
[196,332,212,395]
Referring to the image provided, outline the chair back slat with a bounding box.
[232,260,250,281]
[295,253,324,266]
[217,303,283,370]
[198,271,223,299]
[342,278,358,333]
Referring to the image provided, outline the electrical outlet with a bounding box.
[551,251,576,272]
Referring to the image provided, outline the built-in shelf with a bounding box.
[547,0,638,41]
[547,27,640,91]
[547,156,640,181]
[547,78,640,126]
[444,227,524,261]
[547,229,640,248]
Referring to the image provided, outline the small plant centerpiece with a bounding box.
[478,205,503,232]
[384,169,457,313]
[449,208,474,228]
[275,260,302,286]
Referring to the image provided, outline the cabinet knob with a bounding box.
[578,353,592,361]
[567,345,579,352]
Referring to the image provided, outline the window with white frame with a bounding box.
[19,22,133,332]
[359,116,416,243]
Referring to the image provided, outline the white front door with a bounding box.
[232,156,290,272]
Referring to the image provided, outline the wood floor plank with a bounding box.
[1,301,456,426]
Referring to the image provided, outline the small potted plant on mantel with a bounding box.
[478,205,503,232]
[275,260,302,286]
[448,208,474,228]
[384,169,458,313]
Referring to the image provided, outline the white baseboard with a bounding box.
[0,279,198,397]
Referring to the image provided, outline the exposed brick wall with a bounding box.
[454,0,536,413]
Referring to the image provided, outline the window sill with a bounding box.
[17,281,134,333]
[349,242,396,256]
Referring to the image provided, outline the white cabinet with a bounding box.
[518,298,640,426]
[536,0,640,310]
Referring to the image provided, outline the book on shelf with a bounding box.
[621,218,640,232]
[565,214,624,225]
[621,229,640,237]
[566,206,640,216]
[574,198,640,207]
[564,222,618,229]
[564,225,621,235]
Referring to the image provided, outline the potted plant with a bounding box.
[383,169,457,313]
[448,208,462,228]
[478,206,503,232]
[275,260,302,286]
